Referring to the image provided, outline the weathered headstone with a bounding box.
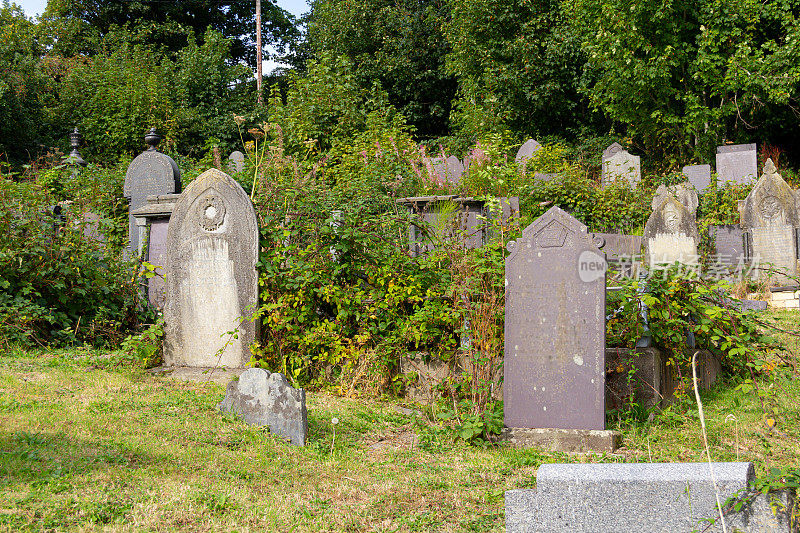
[602,142,624,161]
[131,194,180,309]
[164,168,259,368]
[710,225,747,275]
[652,183,699,214]
[739,159,799,282]
[716,143,757,185]
[533,172,558,182]
[218,368,308,445]
[504,206,606,430]
[445,155,465,183]
[124,129,181,259]
[682,164,712,194]
[227,150,245,173]
[594,233,643,279]
[643,196,699,267]
[515,139,541,170]
[507,462,793,533]
[601,149,641,188]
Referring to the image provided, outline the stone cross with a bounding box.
[123,129,181,259]
[504,206,606,431]
[163,168,259,368]
[739,158,799,281]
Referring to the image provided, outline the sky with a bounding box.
[15,0,310,19]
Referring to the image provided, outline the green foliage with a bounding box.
[119,317,164,368]
[0,177,144,347]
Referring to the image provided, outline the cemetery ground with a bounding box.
[1,311,798,532]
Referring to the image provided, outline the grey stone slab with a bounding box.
[652,183,699,214]
[644,196,700,267]
[79,212,103,241]
[218,368,307,445]
[716,143,757,185]
[164,168,259,368]
[504,206,606,431]
[124,150,181,258]
[602,142,624,161]
[146,218,169,309]
[445,155,464,183]
[515,139,541,168]
[601,150,640,188]
[740,159,799,281]
[593,233,642,261]
[682,164,712,194]
[500,428,620,452]
[506,462,794,533]
[533,172,558,182]
[227,150,245,173]
[711,225,746,266]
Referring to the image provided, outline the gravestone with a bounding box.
[652,183,699,214]
[507,462,793,532]
[602,142,623,161]
[601,149,641,188]
[163,168,259,368]
[131,194,180,309]
[218,368,308,445]
[123,129,181,259]
[504,206,606,430]
[515,139,541,169]
[228,151,245,173]
[445,155,465,183]
[710,225,747,274]
[593,233,643,279]
[533,172,558,182]
[682,164,712,194]
[716,143,757,185]
[739,159,799,282]
[643,196,699,267]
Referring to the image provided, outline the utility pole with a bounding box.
[256,0,263,105]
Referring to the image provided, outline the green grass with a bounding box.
[1,319,799,532]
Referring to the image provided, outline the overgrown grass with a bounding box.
[1,313,798,532]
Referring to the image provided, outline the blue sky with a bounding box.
[15,0,310,19]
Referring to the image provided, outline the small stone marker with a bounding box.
[504,206,606,431]
[601,149,641,188]
[682,164,712,193]
[515,139,541,170]
[533,172,558,182]
[710,224,747,271]
[506,462,793,533]
[124,129,181,259]
[716,143,757,185]
[218,368,308,446]
[739,159,799,281]
[643,195,699,267]
[227,151,245,173]
[163,168,259,368]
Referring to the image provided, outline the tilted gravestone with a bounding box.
[643,196,699,267]
[739,159,799,282]
[716,143,757,185]
[515,139,542,170]
[601,149,640,188]
[504,206,606,430]
[227,151,245,173]
[218,368,308,445]
[682,164,712,194]
[164,168,259,368]
[123,129,181,259]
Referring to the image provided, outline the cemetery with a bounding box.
[3,0,800,531]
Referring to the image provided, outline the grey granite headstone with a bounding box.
[594,233,642,279]
[740,159,799,281]
[652,183,699,215]
[504,206,606,430]
[710,225,747,267]
[716,143,757,185]
[515,139,542,169]
[163,168,259,368]
[227,151,245,173]
[682,164,712,194]
[218,368,307,445]
[533,172,558,182]
[643,196,699,267]
[601,149,641,188]
[445,155,465,183]
[507,462,792,532]
[124,140,181,259]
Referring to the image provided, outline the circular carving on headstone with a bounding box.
[196,193,226,231]
[507,240,517,252]
[759,195,782,220]
[663,203,680,232]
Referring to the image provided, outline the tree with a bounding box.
[307,0,457,139]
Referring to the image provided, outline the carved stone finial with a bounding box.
[763,158,777,176]
[145,128,162,151]
[67,127,86,166]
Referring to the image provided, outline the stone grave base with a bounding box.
[506,462,794,533]
[755,287,800,309]
[500,428,621,453]
[147,366,245,386]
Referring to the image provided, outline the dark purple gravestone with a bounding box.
[147,219,169,308]
[504,206,606,430]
